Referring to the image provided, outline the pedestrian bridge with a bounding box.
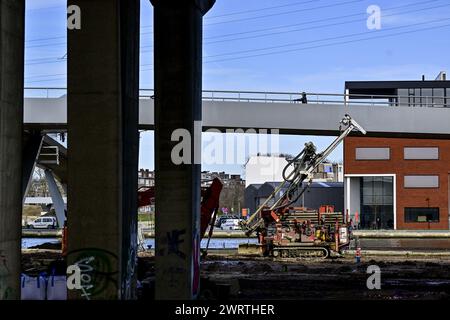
[24,88,450,138]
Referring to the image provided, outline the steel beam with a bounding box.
[44,169,65,229]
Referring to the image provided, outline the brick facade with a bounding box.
[344,137,450,230]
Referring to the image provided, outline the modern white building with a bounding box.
[245,156,289,187]
[245,155,343,187]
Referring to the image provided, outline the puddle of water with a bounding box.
[144,238,258,249]
[22,237,257,250]
[22,238,60,249]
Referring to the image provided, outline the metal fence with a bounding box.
[24,87,449,108]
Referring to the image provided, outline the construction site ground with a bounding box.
[197,254,450,300]
[23,249,450,300]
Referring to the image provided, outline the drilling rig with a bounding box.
[241,114,366,258]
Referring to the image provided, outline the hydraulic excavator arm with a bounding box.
[241,114,366,237]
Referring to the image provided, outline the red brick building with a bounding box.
[343,76,450,230]
[344,137,450,230]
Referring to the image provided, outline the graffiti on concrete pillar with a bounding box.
[167,229,187,259]
[68,248,118,300]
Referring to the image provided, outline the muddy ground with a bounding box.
[197,255,450,300]
[22,251,450,300]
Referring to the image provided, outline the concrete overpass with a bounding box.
[24,89,450,138]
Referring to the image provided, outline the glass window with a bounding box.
[422,88,433,95]
[356,148,390,160]
[362,195,373,205]
[373,177,383,197]
[405,207,439,223]
[415,88,423,106]
[398,89,408,106]
[404,147,439,160]
[404,175,439,188]
[399,96,409,106]
[433,88,445,107]
[360,176,394,229]
[408,88,415,107]
[446,88,450,107]
[382,177,393,194]
[398,89,408,97]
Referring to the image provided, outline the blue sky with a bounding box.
[25,0,450,175]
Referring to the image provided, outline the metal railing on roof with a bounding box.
[24,87,450,108]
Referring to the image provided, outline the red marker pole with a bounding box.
[335,219,339,252]
[355,247,361,263]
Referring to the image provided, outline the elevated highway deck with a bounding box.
[24,89,450,138]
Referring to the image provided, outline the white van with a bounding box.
[28,217,57,229]
[220,219,241,231]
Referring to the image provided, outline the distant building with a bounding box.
[138,169,155,213]
[314,162,343,183]
[138,169,154,187]
[245,181,344,215]
[245,156,287,187]
[138,168,244,188]
[244,155,343,187]
[201,171,244,187]
[244,184,263,214]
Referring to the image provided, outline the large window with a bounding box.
[360,177,394,229]
[398,89,409,106]
[404,147,439,160]
[404,175,439,188]
[433,88,445,108]
[355,147,390,160]
[447,88,450,107]
[404,207,439,223]
[397,88,449,107]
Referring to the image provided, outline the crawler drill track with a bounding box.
[272,246,330,259]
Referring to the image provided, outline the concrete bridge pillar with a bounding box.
[0,0,25,300]
[67,0,140,299]
[150,0,215,300]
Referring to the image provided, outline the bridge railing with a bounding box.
[24,87,449,108]
[197,90,449,108]
[25,87,68,98]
